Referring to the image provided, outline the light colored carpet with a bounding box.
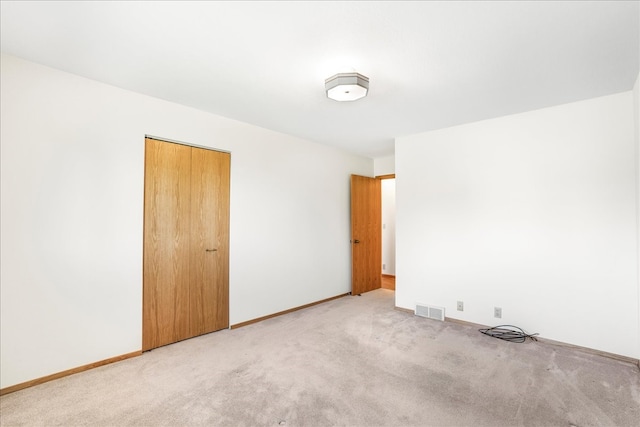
[1,289,638,426]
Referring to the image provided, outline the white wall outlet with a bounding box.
[457,301,464,311]
[494,307,502,318]
[383,263,386,270]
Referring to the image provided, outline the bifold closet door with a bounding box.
[143,139,192,350]
[189,147,230,336]
[143,138,230,351]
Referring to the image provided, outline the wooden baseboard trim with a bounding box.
[444,316,639,366]
[395,307,640,368]
[0,350,142,396]
[534,336,640,367]
[382,274,395,278]
[231,293,350,329]
[442,316,489,329]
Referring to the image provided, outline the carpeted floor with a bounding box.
[1,289,638,426]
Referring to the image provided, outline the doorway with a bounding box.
[379,175,395,290]
[350,174,395,295]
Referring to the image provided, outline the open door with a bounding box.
[350,174,382,295]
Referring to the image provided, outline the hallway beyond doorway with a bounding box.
[381,275,395,290]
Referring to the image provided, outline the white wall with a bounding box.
[0,53,372,389]
[374,155,395,176]
[381,179,396,275]
[396,91,639,358]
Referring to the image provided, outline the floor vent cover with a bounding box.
[415,303,445,321]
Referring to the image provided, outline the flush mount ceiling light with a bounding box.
[325,72,369,102]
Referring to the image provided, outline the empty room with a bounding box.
[1,1,639,426]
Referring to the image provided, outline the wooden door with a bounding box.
[350,175,381,295]
[143,138,230,351]
[189,148,230,336]
[143,138,192,350]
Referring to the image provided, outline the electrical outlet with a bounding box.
[457,301,464,311]
[494,307,502,318]
[382,263,386,270]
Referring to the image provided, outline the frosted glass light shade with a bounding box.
[325,72,369,102]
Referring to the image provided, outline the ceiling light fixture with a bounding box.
[325,72,369,102]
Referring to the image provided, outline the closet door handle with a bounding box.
[206,249,218,252]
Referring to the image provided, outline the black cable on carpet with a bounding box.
[479,325,538,343]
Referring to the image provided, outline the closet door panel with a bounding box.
[190,148,230,336]
[143,138,192,350]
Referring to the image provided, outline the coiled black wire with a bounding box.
[479,325,538,343]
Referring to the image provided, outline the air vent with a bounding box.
[415,303,445,321]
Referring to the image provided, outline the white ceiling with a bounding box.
[1,1,638,158]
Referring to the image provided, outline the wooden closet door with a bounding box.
[189,147,230,335]
[143,138,192,351]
